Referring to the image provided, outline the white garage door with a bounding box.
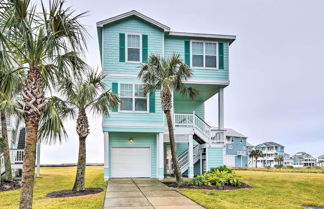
[111,147,151,178]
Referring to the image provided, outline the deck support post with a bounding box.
[36,142,41,177]
[104,132,109,180]
[188,134,194,178]
[157,133,164,180]
[218,88,224,129]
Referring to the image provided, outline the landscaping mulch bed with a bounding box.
[46,188,103,198]
[163,181,251,190]
[0,180,21,192]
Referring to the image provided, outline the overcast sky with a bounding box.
[40,0,324,164]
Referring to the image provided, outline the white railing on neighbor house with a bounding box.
[10,149,24,164]
[174,113,211,140]
[210,129,226,145]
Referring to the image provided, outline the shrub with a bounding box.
[265,166,271,169]
[209,165,233,173]
[285,165,294,169]
[189,167,241,187]
[274,164,284,169]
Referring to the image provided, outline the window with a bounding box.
[191,41,218,68]
[119,84,148,112]
[127,34,141,62]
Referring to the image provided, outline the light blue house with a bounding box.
[96,10,237,179]
[223,129,248,168]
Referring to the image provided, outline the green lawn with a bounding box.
[0,166,107,209]
[179,170,324,209]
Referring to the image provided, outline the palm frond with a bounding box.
[38,96,74,144]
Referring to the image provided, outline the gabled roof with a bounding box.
[211,127,247,138]
[256,142,284,148]
[96,10,171,31]
[318,154,324,159]
[96,10,236,44]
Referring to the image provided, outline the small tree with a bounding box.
[274,154,284,166]
[138,54,198,184]
[54,70,119,191]
[250,149,263,168]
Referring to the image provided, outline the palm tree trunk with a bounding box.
[0,112,13,181]
[20,67,44,209]
[255,158,258,168]
[73,109,89,192]
[19,118,38,209]
[165,110,182,183]
[73,136,86,191]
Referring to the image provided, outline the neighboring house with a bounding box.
[223,128,248,168]
[97,10,237,179]
[0,115,25,177]
[318,155,324,167]
[290,152,317,167]
[253,142,285,167]
[283,153,293,166]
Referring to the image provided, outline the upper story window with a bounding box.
[127,34,141,62]
[119,83,148,112]
[191,41,217,68]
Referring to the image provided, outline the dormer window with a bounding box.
[191,41,217,68]
[127,34,141,62]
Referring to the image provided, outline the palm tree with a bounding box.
[249,152,254,168]
[274,154,284,166]
[251,149,263,168]
[138,54,198,184]
[53,70,119,191]
[0,42,23,182]
[0,1,88,208]
[0,139,3,185]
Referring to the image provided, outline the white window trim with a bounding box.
[118,82,149,113]
[190,40,219,70]
[126,33,142,63]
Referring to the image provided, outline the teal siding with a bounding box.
[102,18,163,75]
[103,77,164,132]
[174,100,205,120]
[109,132,157,178]
[164,36,229,81]
[207,147,224,170]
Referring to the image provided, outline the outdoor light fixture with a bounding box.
[128,138,135,144]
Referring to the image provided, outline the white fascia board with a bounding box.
[96,10,170,32]
[168,31,236,44]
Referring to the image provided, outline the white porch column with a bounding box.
[218,88,224,129]
[188,135,194,178]
[199,151,203,175]
[104,132,109,180]
[36,142,41,177]
[157,133,164,179]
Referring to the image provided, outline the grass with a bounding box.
[234,167,324,174]
[178,170,324,209]
[0,166,107,209]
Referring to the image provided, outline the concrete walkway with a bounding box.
[103,178,204,209]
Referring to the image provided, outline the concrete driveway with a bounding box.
[103,178,204,209]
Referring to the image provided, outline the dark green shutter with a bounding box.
[112,82,118,112]
[218,43,224,69]
[142,34,148,63]
[119,33,125,62]
[149,92,155,113]
[184,40,190,66]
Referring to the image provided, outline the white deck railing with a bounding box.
[10,149,24,164]
[174,113,211,139]
[210,129,226,145]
